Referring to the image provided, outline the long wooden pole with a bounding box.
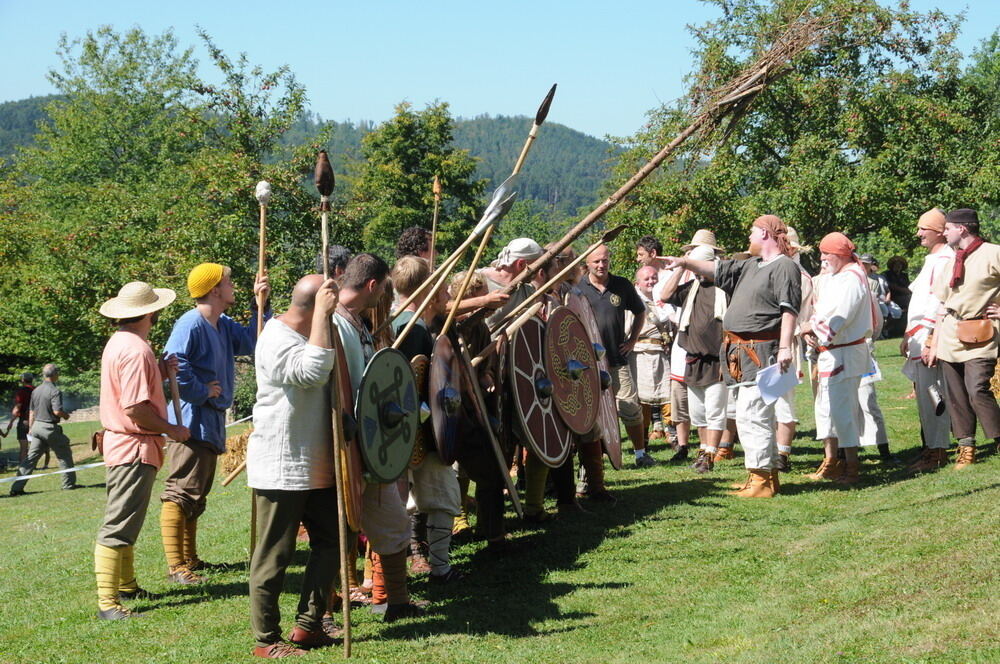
[429,175,441,270]
[250,180,272,558]
[315,151,352,658]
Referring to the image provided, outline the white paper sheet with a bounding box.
[756,362,801,405]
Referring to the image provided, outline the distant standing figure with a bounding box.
[11,372,35,463]
[9,364,74,495]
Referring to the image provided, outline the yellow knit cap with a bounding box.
[187,263,225,298]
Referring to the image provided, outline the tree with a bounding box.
[343,101,485,258]
[0,27,326,381]
[604,0,969,269]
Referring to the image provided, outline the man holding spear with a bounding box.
[159,263,269,583]
[246,274,343,656]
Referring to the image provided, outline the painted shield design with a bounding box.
[565,288,622,470]
[509,316,573,468]
[333,338,364,532]
[408,354,430,469]
[429,335,466,465]
[356,348,419,483]
[544,306,600,435]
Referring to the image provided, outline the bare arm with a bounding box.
[658,256,716,281]
[122,402,190,442]
[621,309,646,355]
[778,311,796,373]
[657,266,686,304]
[310,279,340,349]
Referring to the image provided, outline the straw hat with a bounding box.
[682,229,724,252]
[786,226,812,253]
[99,282,176,319]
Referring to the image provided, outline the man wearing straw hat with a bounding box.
[930,208,1000,468]
[159,263,269,584]
[659,235,728,474]
[903,209,953,472]
[662,216,801,497]
[93,281,189,620]
[655,230,724,463]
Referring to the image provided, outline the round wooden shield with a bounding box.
[430,335,466,465]
[544,307,600,435]
[509,316,573,468]
[355,348,419,484]
[565,289,622,470]
[334,338,364,532]
[408,354,430,469]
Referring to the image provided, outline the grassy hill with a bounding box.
[1,339,997,663]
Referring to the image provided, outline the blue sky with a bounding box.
[0,1,996,139]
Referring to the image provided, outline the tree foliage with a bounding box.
[605,0,986,270]
[341,101,485,259]
[0,27,327,380]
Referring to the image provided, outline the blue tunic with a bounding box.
[164,308,258,452]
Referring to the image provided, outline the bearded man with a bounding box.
[661,215,801,497]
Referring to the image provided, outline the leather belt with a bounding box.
[817,338,865,353]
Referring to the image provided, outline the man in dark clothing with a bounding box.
[11,372,35,464]
[663,215,801,497]
[10,364,74,495]
[579,244,654,467]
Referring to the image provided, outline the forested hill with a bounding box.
[0,97,617,214]
[0,95,62,158]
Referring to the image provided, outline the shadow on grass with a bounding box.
[379,475,722,640]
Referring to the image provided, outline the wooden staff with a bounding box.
[255,181,271,334]
[429,174,441,270]
[166,361,183,425]
[315,151,352,658]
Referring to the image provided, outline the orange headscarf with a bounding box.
[752,214,791,256]
[818,232,855,257]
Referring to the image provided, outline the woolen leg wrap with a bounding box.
[426,511,454,576]
[183,515,198,563]
[118,545,138,592]
[524,452,549,514]
[95,543,123,611]
[160,500,187,569]
[380,549,410,605]
[579,440,605,492]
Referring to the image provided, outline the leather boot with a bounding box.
[713,446,735,462]
[955,444,976,469]
[835,457,860,485]
[910,447,948,473]
[730,469,776,498]
[806,457,842,481]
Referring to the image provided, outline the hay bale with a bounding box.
[221,428,251,476]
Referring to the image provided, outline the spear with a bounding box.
[314,150,352,658]
[436,84,556,340]
[254,181,271,335]
[429,174,441,271]
[469,16,834,310]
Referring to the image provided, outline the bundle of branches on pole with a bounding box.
[508,11,840,292]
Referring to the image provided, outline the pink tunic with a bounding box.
[99,331,167,469]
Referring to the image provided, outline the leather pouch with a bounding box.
[956,318,994,345]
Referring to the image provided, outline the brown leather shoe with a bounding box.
[909,447,949,473]
[408,553,431,576]
[730,469,776,498]
[806,457,842,481]
[955,445,976,469]
[252,642,307,658]
[691,450,714,474]
[834,458,860,485]
[167,565,204,584]
[731,473,751,491]
[288,626,339,649]
[713,446,735,462]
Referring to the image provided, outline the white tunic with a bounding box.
[247,318,335,491]
[810,262,874,382]
[904,246,954,365]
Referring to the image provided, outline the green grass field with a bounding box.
[1,340,998,663]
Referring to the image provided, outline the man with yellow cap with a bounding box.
[94,281,189,619]
[903,209,953,471]
[159,263,269,583]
